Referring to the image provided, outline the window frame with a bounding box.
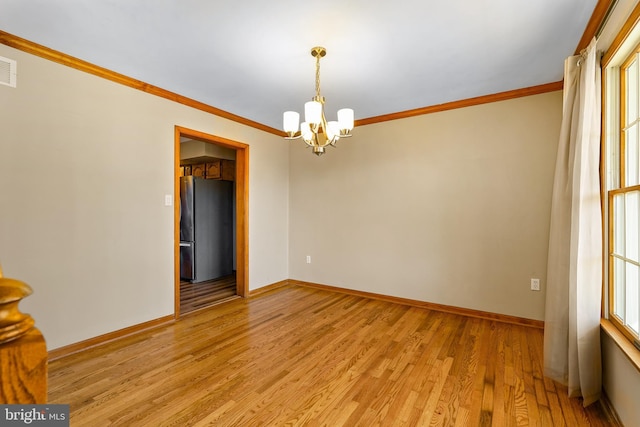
[606,43,640,348]
[608,186,640,344]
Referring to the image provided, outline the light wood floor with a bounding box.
[180,273,237,314]
[48,285,614,426]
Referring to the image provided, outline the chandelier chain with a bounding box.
[315,54,321,98]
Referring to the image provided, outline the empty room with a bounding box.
[0,0,639,425]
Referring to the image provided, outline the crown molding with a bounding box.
[1,30,565,132]
[354,81,564,127]
[0,30,285,137]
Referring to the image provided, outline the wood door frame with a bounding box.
[174,126,249,318]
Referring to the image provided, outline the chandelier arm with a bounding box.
[309,121,320,135]
[309,133,321,148]
[318,110,333,148]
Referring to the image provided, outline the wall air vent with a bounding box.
[0,56,17,88]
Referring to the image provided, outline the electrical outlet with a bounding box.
[531,278,540,291]
[306,255,311,264]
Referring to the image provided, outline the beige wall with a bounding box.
[289,91,562,320]
[602,333,640,426]
[0,44,289,350]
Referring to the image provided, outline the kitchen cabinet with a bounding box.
[180,159,235,181]
[221,159,235,181]
[205,161,221,179]
[191,163,205,178]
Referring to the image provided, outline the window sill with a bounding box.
[601,318,640,372]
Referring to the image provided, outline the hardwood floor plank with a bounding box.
[454,406,470,427]
[492,325,507,427]
[180,274,237,314]
[48,285,615,426]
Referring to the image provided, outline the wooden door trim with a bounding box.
[174,126,249,318]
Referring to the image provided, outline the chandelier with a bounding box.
[283,47,354,156]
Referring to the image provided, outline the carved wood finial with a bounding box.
[0,265,35,344]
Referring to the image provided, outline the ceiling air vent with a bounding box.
[0,56,17,88]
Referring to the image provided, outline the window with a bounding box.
[608,45,640,347]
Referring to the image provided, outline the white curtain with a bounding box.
[543,37,602,407]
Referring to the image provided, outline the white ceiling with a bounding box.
[0,0,598,131]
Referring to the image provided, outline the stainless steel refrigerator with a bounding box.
[180,176,234,283]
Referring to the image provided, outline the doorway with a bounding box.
[174,126,249,318]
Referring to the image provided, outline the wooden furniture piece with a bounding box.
[0,267,47,403]
[0,328,47,403]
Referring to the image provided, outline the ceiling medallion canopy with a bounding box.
[283,47,354,156]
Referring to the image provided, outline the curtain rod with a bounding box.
[596,0,620,39]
